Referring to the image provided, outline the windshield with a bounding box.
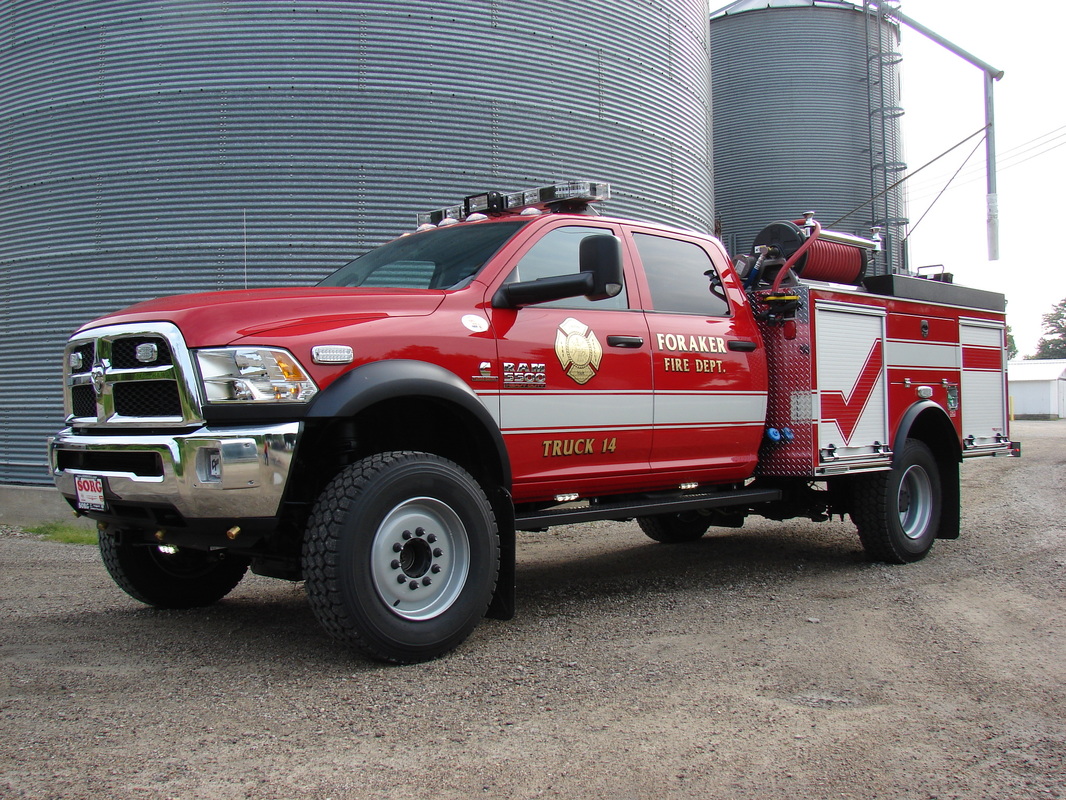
[318,220,529,289]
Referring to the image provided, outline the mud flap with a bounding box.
[486,487,516,620]
[936,456,960,540]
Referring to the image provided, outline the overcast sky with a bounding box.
[895,0,1063,356]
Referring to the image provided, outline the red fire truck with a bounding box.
[49,181,1017,662]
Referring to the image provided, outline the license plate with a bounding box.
[74,475,107,511]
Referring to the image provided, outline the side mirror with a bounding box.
[492,234,624,309]
[580,235,623,301]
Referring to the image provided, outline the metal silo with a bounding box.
[0,1,713,486]
[709,0,907,273]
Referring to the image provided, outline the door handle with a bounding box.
[607,335,644,348]
[727,340,758,352]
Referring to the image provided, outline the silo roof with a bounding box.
[710,0,867,18]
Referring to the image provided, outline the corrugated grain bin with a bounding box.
[710,0,907,273]
[0,1,712,484]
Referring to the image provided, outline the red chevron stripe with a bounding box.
[821,339,884,444]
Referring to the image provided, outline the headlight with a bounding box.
[195,348,318,403]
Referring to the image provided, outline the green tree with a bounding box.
[1006,326,1018,360]
[1032,298,1066,359]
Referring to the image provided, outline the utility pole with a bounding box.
[877,3,1004,260]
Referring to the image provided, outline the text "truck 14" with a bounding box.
[49,181,1019,663]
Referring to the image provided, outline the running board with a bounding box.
[515,487,782,531]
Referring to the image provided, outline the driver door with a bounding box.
[488,222,654,503]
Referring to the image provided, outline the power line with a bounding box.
[908,134,1066,196]
[910,125,1065,178]
[907,135,1066,202]
[904,135,985,241]
[906,124,1066,196]
[829,125,988,227]
[834,122,1065,230]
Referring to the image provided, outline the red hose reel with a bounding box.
[801,237,868,283]
[750,216,879,290]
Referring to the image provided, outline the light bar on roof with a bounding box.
[416,181,611,226]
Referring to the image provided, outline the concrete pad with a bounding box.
[0,484,96,529]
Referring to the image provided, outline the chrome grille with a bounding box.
[113,380,183,417]
[111,336,174,369]
[69,341,95,374]
[71,385,97,418]
[64,322,204,428]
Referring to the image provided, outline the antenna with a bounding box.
[243,210,248,290]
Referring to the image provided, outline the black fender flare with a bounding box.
[891,401,961,464]
[891,400,961,539]
[306,359,511,488]
[307,359,516,618]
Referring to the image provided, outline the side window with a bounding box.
[634,233,730,317]
[504,226,628,310]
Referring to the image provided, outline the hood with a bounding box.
[80,287,446,347]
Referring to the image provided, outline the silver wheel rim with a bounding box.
[370,496,470,621]
[897,464,933,540]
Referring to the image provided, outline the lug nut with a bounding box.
[422,577,432,586]
[431,564,441,574]
[433,548,443,557]
[415,527,425,537]
[427,533,437,543]
[390,559,400,570]
[402,530,412,540]
[392,542,403,552]
[409,581,419,590]
[396,575,406,584]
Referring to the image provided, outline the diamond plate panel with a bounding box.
[752,286,817,477]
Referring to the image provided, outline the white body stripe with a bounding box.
[885,340,960,370]
[488,390,767,434]
[654,391,767,427]
[497,391,652,432]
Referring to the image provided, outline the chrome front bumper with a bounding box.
[49,423,301,520]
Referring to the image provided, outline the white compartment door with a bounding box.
[960,319,1008,447]
[815,302,889,460]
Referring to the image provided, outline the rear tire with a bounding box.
[850,438,941,563]
[637,511,714,543]
[98,530,249,608]
[302,451,499,664]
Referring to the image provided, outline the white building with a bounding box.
[1007,360,1066,420]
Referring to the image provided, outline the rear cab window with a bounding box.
[631,232,731,317]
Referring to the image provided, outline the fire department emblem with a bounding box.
[555,318,602,385]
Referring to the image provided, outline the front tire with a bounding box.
[98,530,249,608]
[302,451,500,664]
[850,438,941,563]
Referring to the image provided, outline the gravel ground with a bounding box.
[1,420,1063,800]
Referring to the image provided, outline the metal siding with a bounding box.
[709,5,906,268]
[1,0,713,485]
[1009,379,1064,420]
